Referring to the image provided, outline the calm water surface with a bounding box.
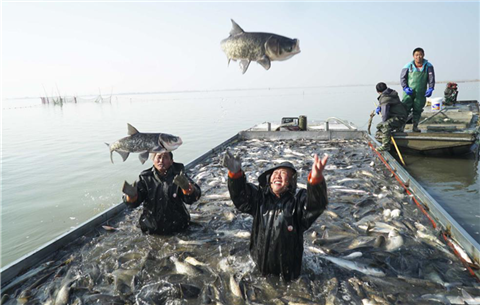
[2,83,479,267]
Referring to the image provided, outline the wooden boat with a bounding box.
[393,100,479,156]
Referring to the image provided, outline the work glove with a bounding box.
[173,172,191,190]
[425,87,434,97]
[403,87,413,95]
[222,150,242,174]
[375,106,381,115]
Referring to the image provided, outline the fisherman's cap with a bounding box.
[258,162,297,187]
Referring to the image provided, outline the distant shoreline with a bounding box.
[4,79,479,100]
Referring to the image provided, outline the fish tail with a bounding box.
[105,143,114,163]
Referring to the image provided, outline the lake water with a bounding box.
[2,82,479,267]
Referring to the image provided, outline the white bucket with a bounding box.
[430,97,443,111]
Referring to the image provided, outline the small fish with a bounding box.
[102,225,118,231]
[229,273,244,299]
[385,230,404,252]
[54,275,81,305]
[220,19,300,74]
[106,123,182,164]
[184,257,207,267]
[445,236,475,265]
[175,237,215,245]
[170,256,202,276]
[320,255,386,277]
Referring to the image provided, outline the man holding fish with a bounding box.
[109,124,201,234]
[123,151,201,235]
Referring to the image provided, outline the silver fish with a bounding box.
[106,123,182,164]
[320,255,386,277]
[54,275,81,305]
[385,230,404,252]
[170,256,200,276]
[229,273,244,299]
[220,19,300,74]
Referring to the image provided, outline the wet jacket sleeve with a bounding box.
[124,178,148,208]
[400,66,409,89]
[381,104,390,122]
[298,179,328,231]
[180,176,201,205]
[427,64,435,89]
[227,172,259,216]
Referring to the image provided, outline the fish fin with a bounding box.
[116,151,130,162]
[152,146,166,153]
[239,60,250,74]
[122,180,138,197]
[139,151,149,164]
[127,123,139,136]
[461,289,475,302]
[105,143,114,163]
[229,19,244,36]
[257,56,271,70]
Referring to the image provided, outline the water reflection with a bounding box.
[403,154,480,243]
[404,155,478,188]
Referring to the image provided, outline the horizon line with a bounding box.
[4,79,479,100]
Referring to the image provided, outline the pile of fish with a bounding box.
[2,138,480,305]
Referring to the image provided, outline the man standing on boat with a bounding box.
[222,152,328,281]
[400,47,435,132]
[375,82,408,151]
[123,151,201,234]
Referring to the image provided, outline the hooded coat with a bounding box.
[378,88,408,122]
[228,163,328,281]
[124,162,201,235]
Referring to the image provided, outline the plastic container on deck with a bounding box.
[430,97,444,111]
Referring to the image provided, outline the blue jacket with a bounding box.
[400,59,435,89]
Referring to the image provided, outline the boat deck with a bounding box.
[394,100,479,156]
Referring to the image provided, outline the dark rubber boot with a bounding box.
[412,122,421,133]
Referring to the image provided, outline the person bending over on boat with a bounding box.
[222,152,328,281]
[123,151,201,235]
[375,82,408,151]
[400,47,435,132]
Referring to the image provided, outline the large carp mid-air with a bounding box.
[220,19,301,74]
[106,123,182,164]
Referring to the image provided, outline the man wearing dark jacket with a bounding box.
[375,82,408,151]
[222,151,328,281]
[123,151,201,234]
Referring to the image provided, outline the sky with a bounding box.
[2,1,479,98]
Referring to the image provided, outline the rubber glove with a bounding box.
[403,87,413,95]
[173,172,191,190]
[222,150,242,174]
[425,87,434,97]
[375,106,381,115]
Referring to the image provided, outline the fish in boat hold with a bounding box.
[106,123,182,164]
[220,19,301,74]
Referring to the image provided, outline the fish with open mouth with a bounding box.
[220,19,301,74]
[106,123,182,164]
